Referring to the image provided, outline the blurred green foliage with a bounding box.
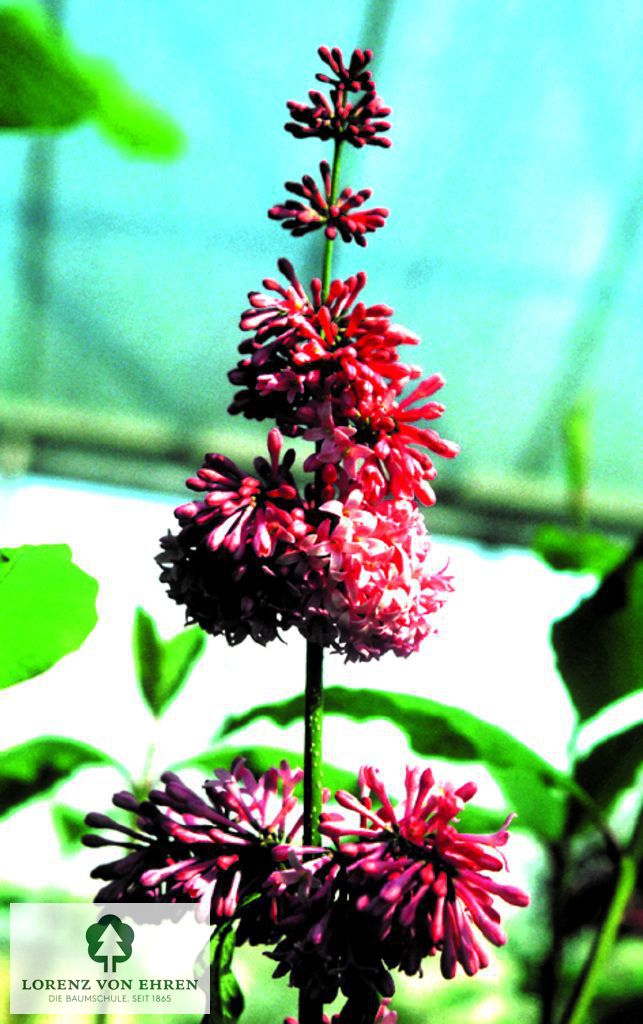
[206,921,245,1024]
[0,4,185,157]
[532,525,629,577]
[51,801,88,855]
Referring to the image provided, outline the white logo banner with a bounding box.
[10,902,211,1015]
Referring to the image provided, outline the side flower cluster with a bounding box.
[285,46,391,148]
[229,259,458,503]
[269,161,388,246]
[157,428,453,661]
[84,760,528,1024]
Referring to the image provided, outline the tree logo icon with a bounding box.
[85,914,135,972]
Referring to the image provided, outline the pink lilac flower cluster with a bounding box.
[85,760,528,1023]
[158,427,453,660]
[269,161,388,245]
[285,46,391,148]
[83,759,307,925]
[158,431,311,647]
[158,46,459,661]
[320,766,530,979]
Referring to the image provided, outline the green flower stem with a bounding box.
[299,138,343,1024]
[561,803,643,1024]
[321,140,344,299]
[303,639,324,846]
[304,131,344,851]
[299,640,324,1024]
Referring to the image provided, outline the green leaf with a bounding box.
[552,541,643,721]
[456,803,513,835]
[574,720,643,814]
[0,737,117,819]
[204,921,244,1024]
[0,6,94,128]
[533,525,629,577]
[172,744,356,795]
[133,607,206,718]
[0,6,185,158]
[0,544,98,689]
[51,803,88,855]
[88,58,186,158]
[219,687,571,840]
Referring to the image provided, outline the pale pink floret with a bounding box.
[289,490,453,661]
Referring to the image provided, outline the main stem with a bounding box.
[298,638,324,1024]
[302,134,343,848]
[303,639,324,846]
[299,138,344,1024]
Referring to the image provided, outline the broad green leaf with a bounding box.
[0,544,98,689]
[0,737,117,819]
[219,687,571,840]
[0,6,185,158]
[172,744,355,795]
[51,803,88,855]
[0,6,94,128]
[533,525,629,577]
[88,58,185,158]
[133,607,206,718]
[203,921,244,1024]
[552,542,643,721]
[574,721,643,813]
